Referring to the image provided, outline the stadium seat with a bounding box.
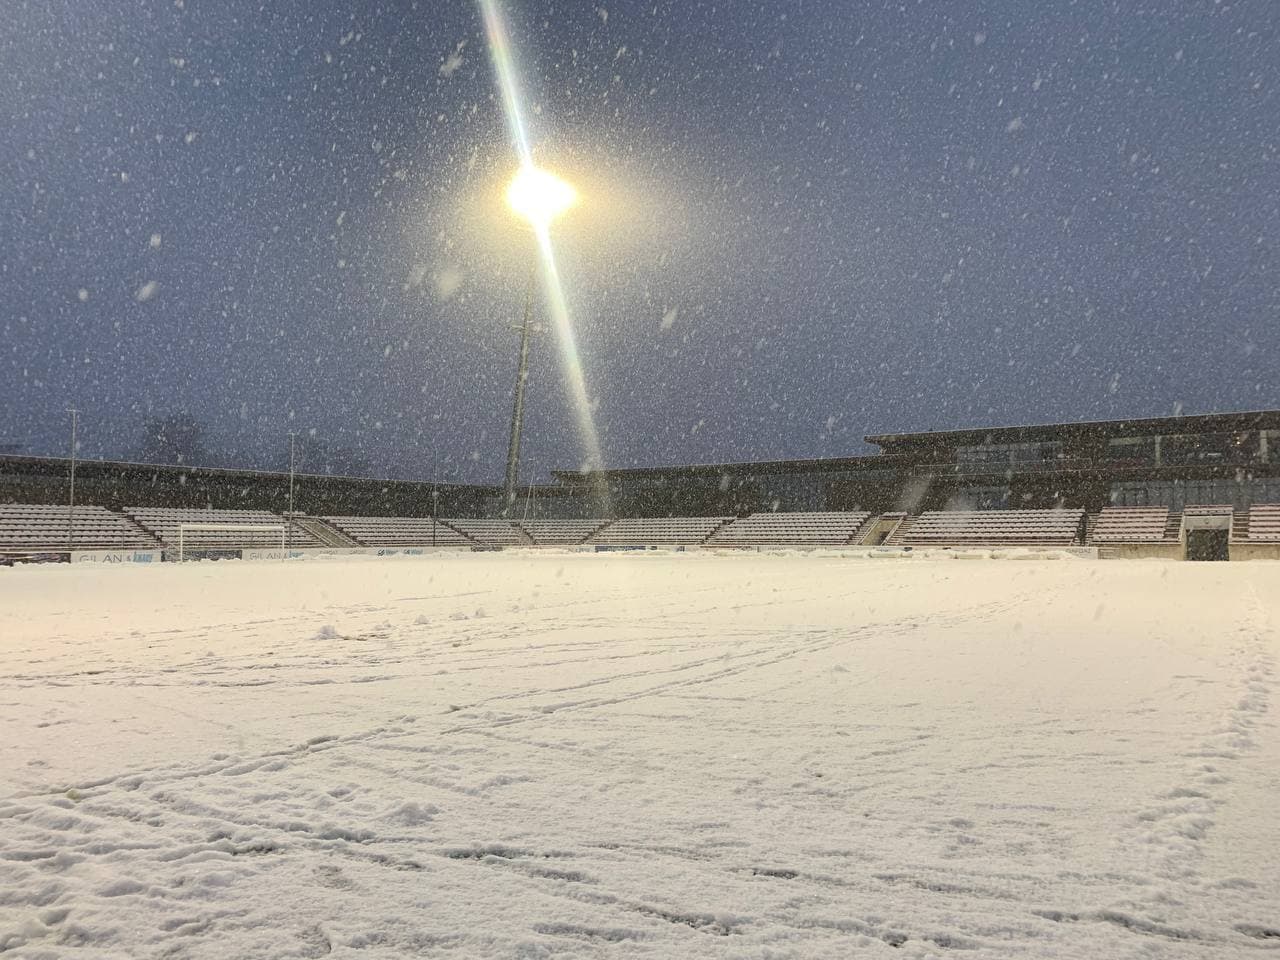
[898,509,1086,546]
[438,518,528,546]
[125,507,321,552]
[516,519,612,545]
[587,517,733,545]
[0,503,160,552]
[322,516,472,547]
[705,511,871,546]
[1244,504,1280,542]
[1089,507,1170,543]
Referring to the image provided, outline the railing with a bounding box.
[931,458,1094,476]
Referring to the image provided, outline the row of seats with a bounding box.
[517,519,611,544]
[706,511,872,546]
[905,505,1277,545]
[0,503,159,550]
[125,507,323,550]
[443,518,530,546]
[1091,507,1169,543]
[590,516,733,545]
[899,510,1087,546]
[323,516,471,547]
[5,504,1280,553]
[326,517,607,547]
[1247,504,1280,542]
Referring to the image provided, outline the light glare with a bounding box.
[480,0,606,483]
[506,165,578,228]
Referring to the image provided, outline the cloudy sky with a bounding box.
[3,0,1277,480]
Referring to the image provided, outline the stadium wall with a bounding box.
[1104,543,1185,561]
[1230,544,1280,562]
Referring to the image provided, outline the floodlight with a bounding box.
[506,165,578,228]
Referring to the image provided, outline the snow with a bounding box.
[1,553,1277,958]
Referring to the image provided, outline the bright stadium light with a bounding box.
[481,0,606,516]
[505,164,577,229]
[500,164,581,514]
[500,166,571,515]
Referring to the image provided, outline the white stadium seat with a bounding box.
[900,509,1086,546]
[322,516,472,546]
[706,511,871,546]
[587,517,732,545]
[0,503,160,551]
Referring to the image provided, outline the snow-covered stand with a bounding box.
[891,509,1087,548]
[126,507,322,557]
[1227,504,1280,560]
[1090,507,1170,543]
[0,503,159,560]
[1245,504,1280,542]
[1083,507,1182,559]
[322,515,473,548]
[6,503,1280,561]
[516,519,613,544]
[705,511,873,548]
[586,516,733,546]
[439,518,529,547]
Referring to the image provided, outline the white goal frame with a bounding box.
[176,523,286,561]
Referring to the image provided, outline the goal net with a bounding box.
[176,523,286,561]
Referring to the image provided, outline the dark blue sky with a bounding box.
[3,0,1277,481]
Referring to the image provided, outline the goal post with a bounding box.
[176,523,286,561]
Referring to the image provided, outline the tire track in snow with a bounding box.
[12,564,1211,958]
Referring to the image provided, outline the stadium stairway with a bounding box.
[882,514,917,546]
[852,512,905,546]
[97,511,165,550]
[705,517,736,542]
[436,519,531,547]
[292,516,359,547]
[516,519,614,545]
[846,513,879,545]
[1164,512,1183,541]
[1231,510,1250,543]
[1083,513,1100,544]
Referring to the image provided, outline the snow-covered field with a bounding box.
[1,552,1277,959]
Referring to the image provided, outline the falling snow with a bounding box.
[2,554,1278,957]
[2,1,1273,474]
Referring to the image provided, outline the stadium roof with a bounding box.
[867,409,1280,449]
[0,453,490,490]
[551,452,904,482]
[556,409,1280,482]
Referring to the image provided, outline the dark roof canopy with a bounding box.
[0,453,489,491]
[867,409,1280,450]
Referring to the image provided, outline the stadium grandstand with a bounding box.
[1,409,1278,561]
[322,516,471,548]
[0,454,492,518]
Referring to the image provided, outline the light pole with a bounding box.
[67,407,79,552]
[500,164,577,514]
[287,432,299,550]
[503,261,536,514]
[431,467,441,546]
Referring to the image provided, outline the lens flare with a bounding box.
[478,0,606,485]
[506,165,578,229]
